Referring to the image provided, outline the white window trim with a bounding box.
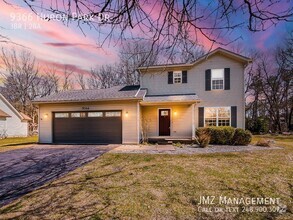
[211,69,224,90]
[204,107,231,127]
[173,71,182,84]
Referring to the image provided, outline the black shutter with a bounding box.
[224,68,230,90]
[168,71,173,84]
[205,69,211,91]
[198,107,204,127]
[182,71,187,83]
[231,106,237,128]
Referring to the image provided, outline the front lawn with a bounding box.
[0,136,38,152]
[0,136,292,219]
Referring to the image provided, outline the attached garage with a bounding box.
[34,85,146,144]
[53,111,122,144]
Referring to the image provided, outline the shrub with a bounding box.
[232,128,252,145]
[206,126,235,145]
[256,138,271,147]
[195,127,252,146]
[195,128,211,148]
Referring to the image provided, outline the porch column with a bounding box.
[191,104,195,139]
[137,102,140,144]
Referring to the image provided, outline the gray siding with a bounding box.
[140,54,246,129]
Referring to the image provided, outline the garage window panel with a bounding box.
[105,111,121,117]
[71,112,86,117]
[88,112,103,117]
[71,112,81,117]
[55,113,69,118]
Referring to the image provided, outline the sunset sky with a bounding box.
[0,0,292,77]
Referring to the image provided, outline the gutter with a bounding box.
[33,97,144,105]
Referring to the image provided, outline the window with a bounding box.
[71,112,86,118]
[71,112,80,117]
[88,112,103,117]
[205,107,230,126]
[211,69,224,90]
[161,110,169,116]
[105,111,121,117]
[55,113,69,118]
[173,72,182,84]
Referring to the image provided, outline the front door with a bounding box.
[159,109,170,136]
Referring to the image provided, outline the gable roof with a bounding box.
[0,109,11,118]
[138,47,251,71]
[0,93,31,121]
[33,85,146,104]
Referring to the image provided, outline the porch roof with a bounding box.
[140,93,200,105]
[0,109,11,118]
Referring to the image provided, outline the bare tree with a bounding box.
[61,65,74,90]
[75,72,87,90]
[165,41,205,64]
[6,1,292,59]
[0,26,10,44]
[88,64,120,89]
[0,48,39,113]
[276,31,293,131]
[87,69,100,89]
[118,40,158,85]
[0,48,51,131]
[245,33,293,133]
[43,66,60,93]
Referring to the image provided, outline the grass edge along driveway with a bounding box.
[0,136,38,152]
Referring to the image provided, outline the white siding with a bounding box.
[0,100,28,137]
[38,101,139,144]
[140,54,246,128]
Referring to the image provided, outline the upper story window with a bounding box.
[211,69,224,90]
[173,72,182,84]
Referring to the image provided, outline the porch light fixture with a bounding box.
[174,111,177,116]
[44,113,48,119]
[125,111,129,117]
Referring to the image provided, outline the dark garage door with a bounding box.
[53,111,122,144]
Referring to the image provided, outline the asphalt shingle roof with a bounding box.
[34,85,146,103]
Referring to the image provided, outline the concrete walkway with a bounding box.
[110,144,282,154]
[0,144,116,207]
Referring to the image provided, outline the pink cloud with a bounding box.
[38,59,91,76]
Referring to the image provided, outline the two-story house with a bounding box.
[34,47,251,144]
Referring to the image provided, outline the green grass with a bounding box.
[0,135,292,219]
[0,136,38,151]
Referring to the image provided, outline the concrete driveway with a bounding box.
[0,144,116,207]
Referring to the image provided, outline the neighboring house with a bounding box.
[0,94,32,137]
[34,47,251,144]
